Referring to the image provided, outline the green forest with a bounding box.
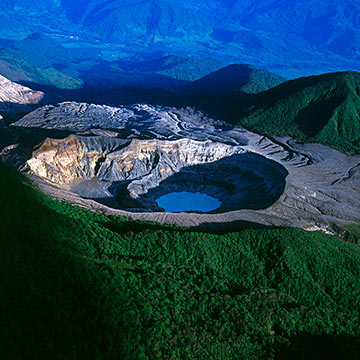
[1,161,360,359]
[236,71,360,155]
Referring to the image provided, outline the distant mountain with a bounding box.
[0,32,227,91]
[183,64,286,96]
[0,0,60,11]
[81,55,226,90]
[0,55,83,90]
[62,0,213,39]
[236,71,360,154]
[2,1,360,78]
[12,33,74,70]
[118,55,226,83]
[0,34,83,90]
[58,0,360,76]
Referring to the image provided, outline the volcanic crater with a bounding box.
[26,135,287,213]
[7,102,360,230]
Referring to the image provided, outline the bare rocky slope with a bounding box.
[0,74,44,120]
[0,75,45,160]
[8,101,360,232]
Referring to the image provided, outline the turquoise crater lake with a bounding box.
[156,192,222,213]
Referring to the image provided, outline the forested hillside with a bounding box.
[236,71,360,154]
[1,162,360,359]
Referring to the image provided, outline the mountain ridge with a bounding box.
[183,64,286,95]
[235,70,360,154]
[1,1,360,78]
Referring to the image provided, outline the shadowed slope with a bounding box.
[183,64,286,96]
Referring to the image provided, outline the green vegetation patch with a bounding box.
[236,71,360,154]
[1,162,360,359]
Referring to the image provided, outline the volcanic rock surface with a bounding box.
[10,101,360,231]
[0,75,44,119]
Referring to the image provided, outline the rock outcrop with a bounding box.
[0,75,44,119]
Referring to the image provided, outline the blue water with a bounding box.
[156,192,221,213]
